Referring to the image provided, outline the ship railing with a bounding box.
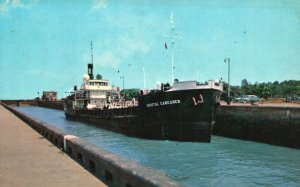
[196,80,223,91]
[108,99,138,109]
[77,104,139,117]
[75,93,90,100]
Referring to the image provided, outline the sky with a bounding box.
[0,0,300,99]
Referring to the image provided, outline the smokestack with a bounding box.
[88,63,94,79]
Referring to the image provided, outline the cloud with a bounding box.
[118,37,149,58]
[83,11,155,69]
[94,51,121,68]
[89,36,149,69]
[93,0,108,10]
[0,0,38,14]
[0,0,11,13]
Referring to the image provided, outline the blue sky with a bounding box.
[0,0,299,99]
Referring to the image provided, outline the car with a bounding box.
[232,95,246,103]
[285,95,300,102]
[240,95,261,103]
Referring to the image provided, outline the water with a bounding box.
[16,106,300,187]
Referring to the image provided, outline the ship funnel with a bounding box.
[88,63,94,79]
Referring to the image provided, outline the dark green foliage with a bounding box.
[222,79,300,99]
[241,79,249,87]
[120,89,140,100]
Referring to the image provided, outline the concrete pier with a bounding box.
[0,105,106,187]
[1,102,179,187]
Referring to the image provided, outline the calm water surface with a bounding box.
[16,106,300,187]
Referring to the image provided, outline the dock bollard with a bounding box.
[63,135,78,152]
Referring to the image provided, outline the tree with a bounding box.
[241,79,248,87]
[120,89,140,100]
[96,74,102,80]
[258,84,271,98]
[219,79,300,101]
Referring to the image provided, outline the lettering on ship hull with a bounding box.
[146,99,181,108]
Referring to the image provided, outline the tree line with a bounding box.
[222,79,300,100]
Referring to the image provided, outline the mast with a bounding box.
[163,12,177,85]
[90,41,94,65]
[170,12,176,85]
[88,41,94,79]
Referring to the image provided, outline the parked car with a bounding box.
[285,95,300,102]
[240,95,261,103]
[232,95,246,103]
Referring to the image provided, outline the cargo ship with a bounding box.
[64,63,223,142]
[65,14,223,142]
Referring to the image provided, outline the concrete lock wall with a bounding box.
[37,101,64,110]
[1,100,39,106]
[215,105,300,149]
[1,103,179,187]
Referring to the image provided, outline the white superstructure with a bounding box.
[67,60,140,110]
[73,73,120,109]
[167,80,223,92]
[71,42,121,109]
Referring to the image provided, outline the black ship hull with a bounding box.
[65,88,221,142]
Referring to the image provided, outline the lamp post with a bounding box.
[120,76,124,90]
[142,67,146,90]
[224,58,231,105]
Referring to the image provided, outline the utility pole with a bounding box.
[224,58,231,105]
